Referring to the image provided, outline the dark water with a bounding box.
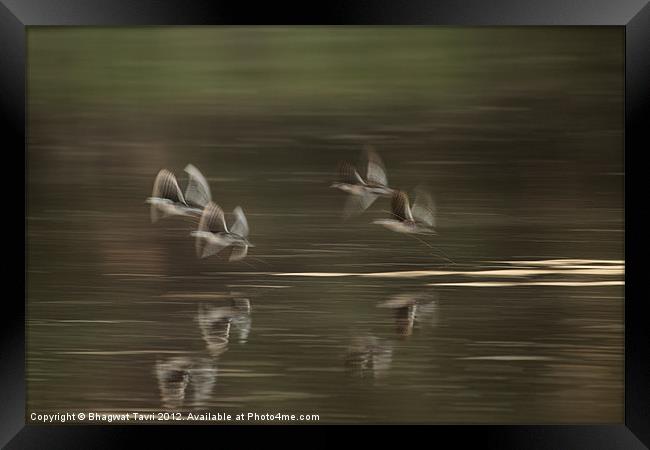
[26,27,623,423]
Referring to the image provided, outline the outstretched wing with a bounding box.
[229,206,249,237]
[150,169,186,223]
[391,190,413,222]
[411,187,436,227]
[198,202,228,234]
[343,192,378,219]
[184,164,212,208]
[229,245,248,261]
[194,202,231,259]
[338,161,365,185]
[152,169,186,204]
[362,145,388,186]
[200,238,229,259]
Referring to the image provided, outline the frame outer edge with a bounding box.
[0,0,27,447]
[626,1,650,449]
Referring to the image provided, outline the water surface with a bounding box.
[27,27,624,423]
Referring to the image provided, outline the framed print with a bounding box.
[4,0,649,447]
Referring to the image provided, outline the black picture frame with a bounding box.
[5,0,648,447]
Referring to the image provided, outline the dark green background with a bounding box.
[27,27,623,423]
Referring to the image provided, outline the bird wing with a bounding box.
[149,198,162,224]
[343,192,378,219]
[229,245,249,261]
[152,169,186,204]
[338,161,365,185]
[229,206,249,238]
[362,145,388,186]
[391,190,414,222]
[411,187,436,227]
[183,164,212,208]
[200,239,229,259]
[198,202,228,234]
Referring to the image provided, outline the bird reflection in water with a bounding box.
[231,296,252,344]
[154,356,217,410]
[197,294,252,357]
[155,294,252,409]
[344,336,393,379]
[377,291,438,338]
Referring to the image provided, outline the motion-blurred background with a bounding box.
[27,27,623,423]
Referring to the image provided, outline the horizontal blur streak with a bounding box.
[271,259,624,279]
[27,27,623,423]
[429,281,624,287]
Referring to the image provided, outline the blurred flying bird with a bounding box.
[373,187,436,235]
[331,145,395,218]
[191,201,253,261]
[146,164,212,223]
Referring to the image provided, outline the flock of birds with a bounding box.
[145,145,439,263]
[146,163,253,261]
[144,146,444,402]
[332,145,437,236]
